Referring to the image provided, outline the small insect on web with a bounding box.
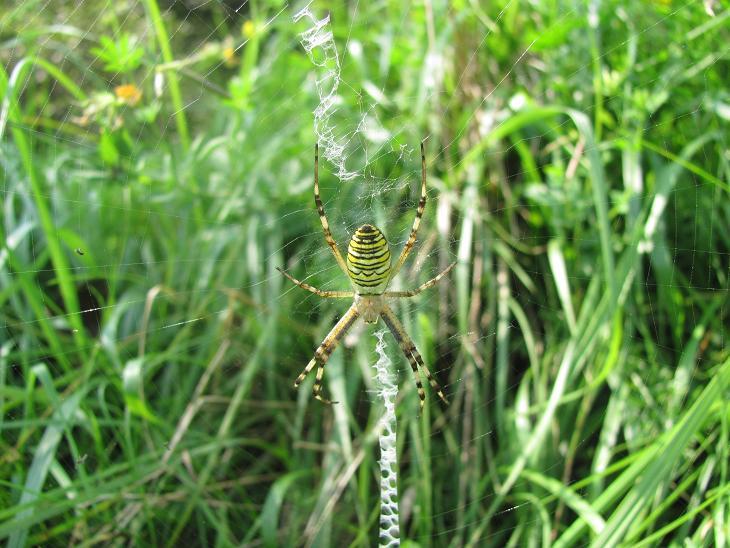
[277,142,456,410]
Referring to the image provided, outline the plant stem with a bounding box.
[143,0,190,150]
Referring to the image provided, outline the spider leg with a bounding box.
[294,303,360,405]
[389,141,427,281]
[384,261,456,298]
[277,267,354,298]
[380,304,449,410]
[314,144,350,277]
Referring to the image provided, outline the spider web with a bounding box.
[0,0,728,546]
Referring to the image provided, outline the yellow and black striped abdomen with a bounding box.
[347,224,391,294]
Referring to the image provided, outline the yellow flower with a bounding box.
[242,20,256,39]
[223,37,237,67]
[114,84,142,106]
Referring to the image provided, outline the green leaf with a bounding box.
[590,357,730,547]
[122,358,160,424]
[521,469,606,535]
[90,33,144,74]
[98,129,120,166]
[7,389,84,548]
[261,470,310,548]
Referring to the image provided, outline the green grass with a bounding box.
[1,0,729,546]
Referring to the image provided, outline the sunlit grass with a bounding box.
[1,1,728,546]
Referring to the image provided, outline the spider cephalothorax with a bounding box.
[277,143,455,409]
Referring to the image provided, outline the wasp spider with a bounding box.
[278,143,455,410]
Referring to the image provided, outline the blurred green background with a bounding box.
[1,0,728,546]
